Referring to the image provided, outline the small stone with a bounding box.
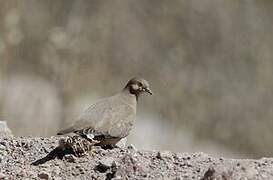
[116,138,127,148]
[38,172,49,179]
[127,144,137,151]
[79,167,85,174]
[201,167,215,180]
[112,175,123,180]
[64,154,76,163]
[245,167,258,179]
[21,140,30,149]
[0,173,6,179]
[96,157,116,173]
[99,157,115,169]
[0,144,6,151]
[156,151,172,160]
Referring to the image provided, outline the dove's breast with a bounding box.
[105,103,136,137]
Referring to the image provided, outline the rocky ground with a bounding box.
[1,122,273,180]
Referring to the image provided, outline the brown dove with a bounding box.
[57,77,152,147]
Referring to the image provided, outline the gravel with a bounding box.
[1,132,273,179]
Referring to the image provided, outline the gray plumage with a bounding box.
[57,77,152,146]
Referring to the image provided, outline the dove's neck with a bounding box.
[122,87,139,101]
[119,88,138,107]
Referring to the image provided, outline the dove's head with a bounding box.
[124,77,153,97]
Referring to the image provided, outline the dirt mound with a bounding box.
[0,131,273,179]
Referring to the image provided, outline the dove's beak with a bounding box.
[144,87,153,95]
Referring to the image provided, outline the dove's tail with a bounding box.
[31,145,73,165]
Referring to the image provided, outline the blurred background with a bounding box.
[1,0,273,158]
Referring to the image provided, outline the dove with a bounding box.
[57,77,152,147]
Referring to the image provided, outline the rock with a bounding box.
[0,143,6,151]
[245,167,258,179]
[0,172,6,179]
[127,144,137,152]
[116,138,127,148]
[38,172,49,179]
[0,121,12,136]
[64,154,76,163]
[156,151,173,160]
[99,157,115,169]
[96,157,116,173]
[201,167,216,180]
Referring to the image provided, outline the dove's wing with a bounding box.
[58,93,136,138]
